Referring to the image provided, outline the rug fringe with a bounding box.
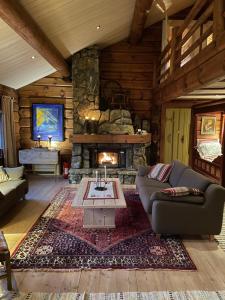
[12,267,197,272]
[1,290,225,300]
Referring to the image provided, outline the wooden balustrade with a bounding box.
[154,0,225,87]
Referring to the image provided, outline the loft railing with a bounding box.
[154,0,225,87]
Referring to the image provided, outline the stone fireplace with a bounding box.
[69,46,150,184]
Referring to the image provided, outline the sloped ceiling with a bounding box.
[0,0,194,89]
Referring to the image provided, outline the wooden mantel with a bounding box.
[70,134,151,144]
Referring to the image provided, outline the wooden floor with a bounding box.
[1,175,225,293]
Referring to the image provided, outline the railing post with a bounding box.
[213,0,225,38]
[170,27,181,73]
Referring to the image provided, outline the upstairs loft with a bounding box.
[153,0,225,104]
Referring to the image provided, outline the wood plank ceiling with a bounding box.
[0,0,194,89]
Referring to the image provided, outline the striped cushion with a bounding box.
[148,163,172,183]
[189,188,203,196]
[156,164,172,182]
[0,231,8,252]
[162,187,203,197]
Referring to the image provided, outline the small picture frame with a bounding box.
[201,116,216,135]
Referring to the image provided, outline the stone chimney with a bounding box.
[72,45,100,134]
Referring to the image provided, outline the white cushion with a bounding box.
[0,166,8,183]
[4,166,24,181]
[0,179,26,195]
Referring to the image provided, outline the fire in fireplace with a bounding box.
[87,147,127,168]
[98,152,118,167]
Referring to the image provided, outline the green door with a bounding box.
[164,108,191,165]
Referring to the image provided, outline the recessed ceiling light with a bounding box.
[31,55,36,60]
[96,25,101,30]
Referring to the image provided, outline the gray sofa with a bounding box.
[0,178,28,218]
[135,160,225,235]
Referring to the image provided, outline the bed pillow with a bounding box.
[162,187,203,197]
[0,166,8,183]
[148,163,172,183]
[4,166,24,181]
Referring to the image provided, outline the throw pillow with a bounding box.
[148,163,164,179]
[162,187,203,197]
[148,163,172,183]
[188,188,203,196]
[156,164,173,183]
[0,166,8,183]
[4,166,24,181]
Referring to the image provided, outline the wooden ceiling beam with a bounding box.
[129,0,154,45]
[0,0,70,77]
[0,84,17,97]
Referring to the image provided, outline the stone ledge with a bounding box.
[69,168,137,175]
[69,168,137,184]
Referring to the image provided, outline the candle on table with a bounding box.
[96,170,98,183]
[104,165,107,181]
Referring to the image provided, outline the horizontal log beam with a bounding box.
[0,0,70,77]
[129,0,153,45]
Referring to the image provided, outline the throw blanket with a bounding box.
[197,140,222,162]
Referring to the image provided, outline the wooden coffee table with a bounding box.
[72,177,126,229]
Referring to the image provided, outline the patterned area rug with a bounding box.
[1,291,225,300]
[11,188,196,270]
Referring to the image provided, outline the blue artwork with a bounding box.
[32,104,64,141]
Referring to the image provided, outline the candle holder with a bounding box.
[84,117,89,134]
[37,135,41,148]
[90,117,97,134]
[48,135,52,149]
[95,172,107,191]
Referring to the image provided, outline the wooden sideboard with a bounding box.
[19,149,60,175]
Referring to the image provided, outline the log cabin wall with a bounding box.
[100,24,162,119]
[192,104,225,186]
[18,72,73,160]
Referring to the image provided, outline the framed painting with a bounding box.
[32,103,64,141]
[201,116,216,135]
